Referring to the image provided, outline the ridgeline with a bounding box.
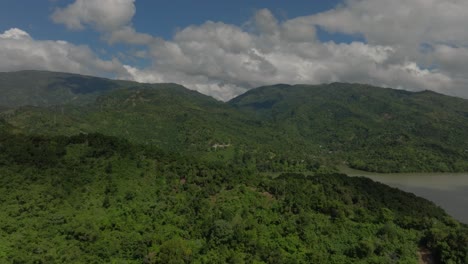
[0,71,467,263]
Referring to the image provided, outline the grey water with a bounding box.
[340,167,468,224]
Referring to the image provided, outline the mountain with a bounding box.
[0,76,278,159]
[0,118,12,132]
[0,70,133,107]
[230,83,468,172]
[2,71,468,172]
[1,71,468,263]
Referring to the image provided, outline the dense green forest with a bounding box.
[0,132,467,263]
[1,71,468,263]
[2,71,468,173]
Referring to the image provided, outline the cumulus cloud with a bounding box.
[124,7,456,100]
[51,0,136,31]
[310,0,468,47]
[51,0,150,45]
[280,17,316,43]
[0,28,31,40]
[304,0,468,98]
[432,45,468,76]
[16,1,468,100]
[107,26,153,45]
[0,28,129,77]
[253,9,279,35]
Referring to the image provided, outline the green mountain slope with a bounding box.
[2,71,468,172]
[0,118,12,133]
[86,86,274,151]
[1,72,468,263]
[230,83,468,172]
[0,70,134,107]
[2,84,281,161]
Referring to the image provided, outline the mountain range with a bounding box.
[1,70,467,263]
[2,70,468,173]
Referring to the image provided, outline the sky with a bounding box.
[1,0,468,101]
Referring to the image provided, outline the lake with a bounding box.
[339,166,468,224]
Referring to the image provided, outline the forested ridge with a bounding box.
[0,132,467,263]
[2,71,468,173]
[1,71,468,263]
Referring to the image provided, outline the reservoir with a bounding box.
[340,167,468,224]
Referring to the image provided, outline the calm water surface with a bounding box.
[340,167,468,224]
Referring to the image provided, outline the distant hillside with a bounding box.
[1,84,280,159]
[0,70,170,107]
[0,118,12,133]
[230,83,468,172]
[85,86,275,150]
[2,71,468,172]
[2,72,468,264]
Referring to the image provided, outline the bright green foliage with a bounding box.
[230,83,468,172]
[0,132,466,263]
[1,71,468,262]
[2,73,468,172]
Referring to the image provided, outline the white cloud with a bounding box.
[122,8,455,101]
[125,65,248,100]
[51,0,153,46]
[432,45,468,76]
[13,1,468,100]
[0,28,129,78]
[253,9,279,35]
[302,0,468,98]
[106,26,153,45]
[51,0,136,32]
[305,0,468,79]
[0,28,31,40]
[280,17,316,43]
[310,0,468,47]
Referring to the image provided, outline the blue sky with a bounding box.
[0,1,338,37]
[132,1,339,38]
[0,1,346,51]
[1,0,467,100]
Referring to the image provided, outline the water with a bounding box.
[339,166,468,224]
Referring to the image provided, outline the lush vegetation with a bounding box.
[0,132,467,263]
[0,70,180,107]
[1,71,468,263]
[230,83,468,172]
[2,72,468,173]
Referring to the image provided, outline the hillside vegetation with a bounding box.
[1,71,468,263]
[230,83,468,172]
[0,132,466,263]
[2,72,468,173]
